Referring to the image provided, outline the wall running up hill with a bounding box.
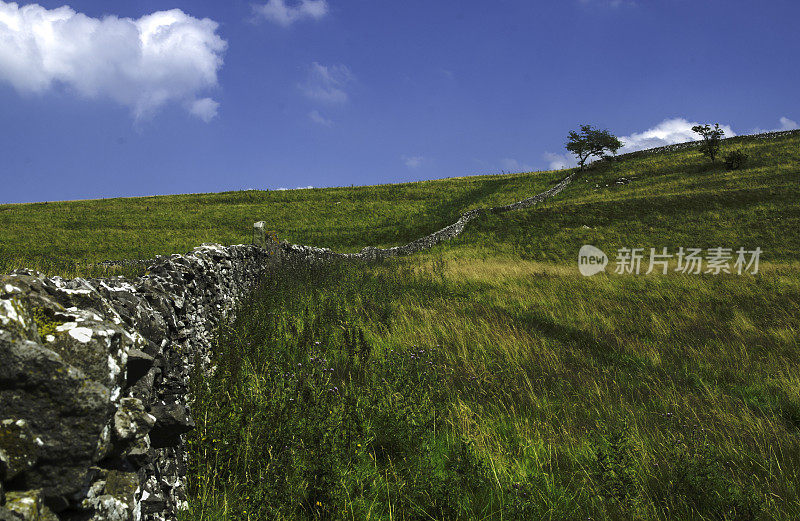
[0,172,576,520]
[276,172,576,263]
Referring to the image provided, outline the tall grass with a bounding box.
[185,252,800,520]
[185,132,800,520]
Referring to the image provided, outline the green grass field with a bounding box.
[0,166,561,277]
[3,131,799,519]
[179,132,800,520]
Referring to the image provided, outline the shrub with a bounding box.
[724,150,749,170]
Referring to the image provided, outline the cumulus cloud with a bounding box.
[749,116,798,135]
[0,1,226,121]
[300,62,353,103]
[309,109,333,126]
[253,0,328,26]
[617,118,735,153]
[403,155,424,168]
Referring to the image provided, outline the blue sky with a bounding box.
[0,0,798,204]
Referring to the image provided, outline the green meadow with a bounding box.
[0,167,559,277]
[183,132,800,520]
[3,131,799,519]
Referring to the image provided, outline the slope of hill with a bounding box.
[0,168,562,277]
[181,132,800,520]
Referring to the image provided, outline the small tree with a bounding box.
[691,123,724,163]
[565,125,623,171]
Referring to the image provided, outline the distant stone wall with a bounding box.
[277,172,577,263]
[0,171,576,520]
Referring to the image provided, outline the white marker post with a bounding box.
[253,221,266,248]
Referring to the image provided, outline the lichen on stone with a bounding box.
[31,307,64,344]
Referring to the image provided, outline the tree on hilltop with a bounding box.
[565,125,623,171]
[691,123,725,164]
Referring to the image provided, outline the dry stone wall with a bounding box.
[1,244,274,520]
[0,172,577,520]
[274,172,577,263]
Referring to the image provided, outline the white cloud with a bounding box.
[499,158,535,173]
[403,155,424,168]
[253,0,328,27]
[779,116,798,130]
[618,118,735,153]
[300,62,353,103]
[542,152,576,170]
[309,109,333,126]
[749,116,798,135]
[190,98,220,122]
[0,2,226,121]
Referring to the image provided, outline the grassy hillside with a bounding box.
[183,132,800,520]
[3,132,798,519]
[466,131,800,263]
[0,168,561,277]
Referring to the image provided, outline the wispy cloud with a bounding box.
[542,152,575,170]
[253,0,328,27]
[300,62,354,103]
[403,155,424,168]
[190,98,221,123]
[275,185,315,190]
[309,110,333,126]
[0,1,226,121]
[749,116,798,135]
[499,158,534,173]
